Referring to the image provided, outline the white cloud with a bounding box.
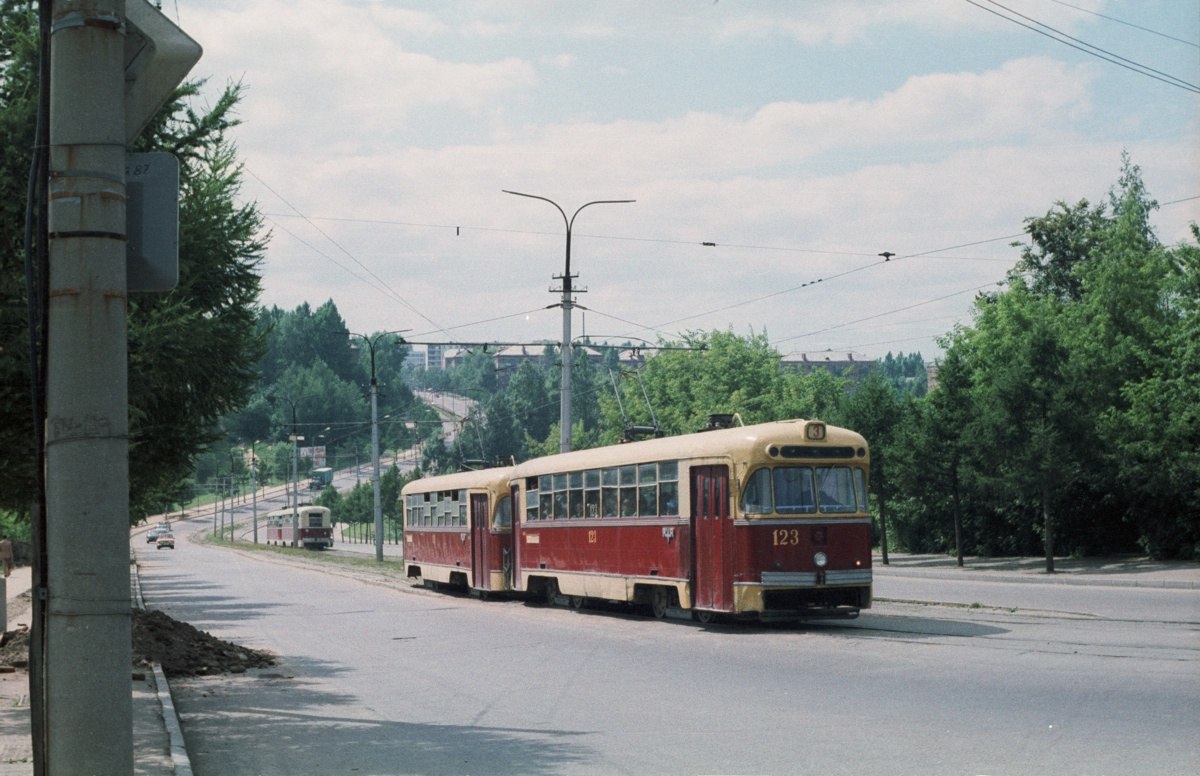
[174,1,1197,359]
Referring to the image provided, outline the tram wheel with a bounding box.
[693,609,717,625]
[543,579,559,606]
[568,595,586,610]
[650,587,672,619]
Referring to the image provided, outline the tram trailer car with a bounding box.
[264,505,334,549]
[402,418,872,622]
[402,467,513,594]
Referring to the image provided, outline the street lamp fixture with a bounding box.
[503,190,634,452]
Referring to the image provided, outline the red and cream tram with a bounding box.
[401,418,872,622]
[401,467,513,594]
[264,505,334,549]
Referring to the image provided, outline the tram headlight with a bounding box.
[813,551,828,568]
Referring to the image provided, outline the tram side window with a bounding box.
[660,480,679,515]
[528,479,542,522]
[527,476,543,521]
[816,467,856,513]
[774,467,816,514]
[568,471,584,518]
[601,468,619,517]
[638,485,656,516]
[638,462,658,516]
[659,461,679,514]
[854,468,869,512]
[619,464,638,517]
[584,470,601,517]
[552,473,568,519]
[742,468,773,514]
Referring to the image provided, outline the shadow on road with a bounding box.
[172,659,596,775]
[813,611,1010,639]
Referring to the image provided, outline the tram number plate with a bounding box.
[772,528,801,546]
[587,530,598,544]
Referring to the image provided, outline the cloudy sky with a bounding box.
[170,0,1198,362]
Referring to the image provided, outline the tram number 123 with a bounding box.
[772,528,802,547]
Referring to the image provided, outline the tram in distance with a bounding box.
[264,505,334,549]
[402,417,873,622]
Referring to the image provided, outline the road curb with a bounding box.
[874,567,1199,590]
[152,662,192,776]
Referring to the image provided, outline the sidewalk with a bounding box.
[0,564,180,776]
[874,552,1200,590]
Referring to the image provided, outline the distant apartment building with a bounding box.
[779,351,875,381]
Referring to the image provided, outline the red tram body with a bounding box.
[402,418,872,622]
[401,467,513,593]
[264,505,334,549]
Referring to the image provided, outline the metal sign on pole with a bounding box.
[123,0,203,143]
[125,151,179,291]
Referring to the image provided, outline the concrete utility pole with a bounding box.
[39,3,200,772]
[349,331,408,561]
[502,191,634,452]
[44,1,133,770]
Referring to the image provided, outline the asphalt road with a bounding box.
[132,517,1199,776]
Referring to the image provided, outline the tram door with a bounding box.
[691,465,732,612]
[470,493,491,590]
[510,484,523,590]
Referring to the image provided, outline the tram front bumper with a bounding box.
[735,568,873,617]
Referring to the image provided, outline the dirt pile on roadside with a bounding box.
[0,608,276,678]
[132,608,277,677]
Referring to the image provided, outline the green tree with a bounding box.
[1094,219,1200,557]
[773,368,848,424]
[969,282,1085,571]
[920,343,976,564]
[885,158,1197,561]
[617,330,785,436]
[0,2,43,517]
[506,359,555,445]
[1014,199,1109,302]
[1,1,267,519]
[844,371,902,562]
[126,83,267,516]
[260,300,359,385]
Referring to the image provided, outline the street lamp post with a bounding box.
[876,250,895,566]
[274,395,303,548]
[228,450,238,542]
[349,330,409,562]
[503,190,634,452]
[251,440,259,544]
